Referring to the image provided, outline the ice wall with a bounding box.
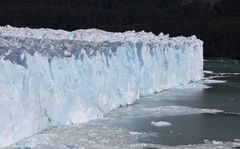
[0,26,203,147]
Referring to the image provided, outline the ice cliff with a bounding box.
[0,26,203,147]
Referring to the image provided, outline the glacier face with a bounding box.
[0,26,203,147]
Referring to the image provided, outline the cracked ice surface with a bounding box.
[0,26,203,147]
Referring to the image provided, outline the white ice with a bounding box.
[129,131,143,135]
[203,70,214,74]
[203,79,227,84]
[151,121,172,127]
[0,26,203,147]
[107,105,223,119]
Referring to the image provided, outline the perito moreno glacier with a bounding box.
[0,26,203,147]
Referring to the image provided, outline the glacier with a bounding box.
[0,26,203,148]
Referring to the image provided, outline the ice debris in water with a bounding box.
[0,25,203,147]
[129,132,143,135]
[151,121,172,127]
[212,140,224,145]
[203,79,227,84]
[203,70,214,74]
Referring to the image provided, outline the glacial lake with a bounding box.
[111,60,240,146]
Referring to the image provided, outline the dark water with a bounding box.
[111,60,240,146]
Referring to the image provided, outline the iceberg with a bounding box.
[151,121,172,127]
[0,26,203,147]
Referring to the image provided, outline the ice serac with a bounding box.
[0,26,203,147]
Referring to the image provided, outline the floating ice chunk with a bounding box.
[174,83,211,90]
[222,111,240,116]
[203,70,214,74]
[217,72,240,76]
[203,139,210,143]
[129,131,143,135]
[109,105,223,119]
[212,140,224,145]
[151,121,172,127]
[203,79,227,84]
[142,106,223,115]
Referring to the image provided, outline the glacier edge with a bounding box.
[0,26,203,148]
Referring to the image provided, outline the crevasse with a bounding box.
[0,26,203,147]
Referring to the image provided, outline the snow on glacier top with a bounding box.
[0,25,201,44]
[0,25,203,68]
